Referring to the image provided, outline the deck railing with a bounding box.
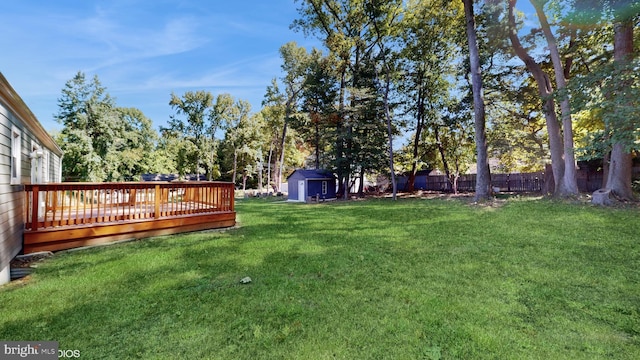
[24,182,235,232]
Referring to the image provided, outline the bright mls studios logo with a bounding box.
[1,341,58,359]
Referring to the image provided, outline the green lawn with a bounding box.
[1,197,639,359]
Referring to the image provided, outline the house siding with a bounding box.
[0,73,63,283]
[0,187,24,269]
[0,101,26,271]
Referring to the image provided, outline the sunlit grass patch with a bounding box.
[1,197,639,359]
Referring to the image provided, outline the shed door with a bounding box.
[298,180,305,202]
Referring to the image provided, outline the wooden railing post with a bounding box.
[31,185,39,231]
[154,184,160,219]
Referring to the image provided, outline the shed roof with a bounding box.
[287,169,336,180]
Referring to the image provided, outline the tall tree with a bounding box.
[262,79,287,191]
[398,0,464,192]
[299,49,340,170]
[293,0,372,197]
[222,99,253,186]
[55,72,114,181]
[506,0,578,197]
[112,107,158,180]
[605,0,639,200]
[277,42,310,191]
[365,0,403,200]
[165,90,215,180]
[463,0,491,201]
[55,71,160,182]
[531,0,579,195]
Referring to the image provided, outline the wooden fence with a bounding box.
[402,172,545,193]
[399,165,640,194]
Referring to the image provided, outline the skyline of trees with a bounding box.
[52,0,639,200]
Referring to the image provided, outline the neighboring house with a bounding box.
[287,169,337,202]
[0,73,63,285]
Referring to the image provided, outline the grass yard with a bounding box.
[1,197,639,359]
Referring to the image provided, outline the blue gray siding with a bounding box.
[0,73,63,277]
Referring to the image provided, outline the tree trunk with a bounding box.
[242,171,248,192]
[606,18,635,200]
[277,117,288,193]
[257,161,263,194]
[267,141,274,192]
[232,149,238,187]
[408,73,426,193]
[463,0,491,201]
[406,171,416,192]
[532,0,579,196]
[336,68,347,198]
[383,67,397,200]
[434,126,453,191]
[508,0,568,197]
[601,151,610,189]
[607,143,634,199]
[315,119,320,169]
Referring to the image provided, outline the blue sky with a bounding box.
[1,0,319,132]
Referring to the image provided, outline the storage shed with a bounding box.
[287,169,337,202]
[0,72,63,285]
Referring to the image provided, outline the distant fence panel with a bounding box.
[417,172,543,193]
[400,172,542,193]
[400,166,639,194]
[492,173,544,192]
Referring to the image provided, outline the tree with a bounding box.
[293,0,372,197]
[55,71,160,182]
[364,0,404,200]
[276,42,310,191]
[262,79,287,191]
[299,49,340,170]
[221,99,253,186]
[530,0,579,195]
[397,0,464,192]
[604,0,639,200]
[488,76,549,172]
[112,107,158,180]
[506,0,579,197]
[463,0,491,201]
[165,90,215,180]
[55,72,113,181]
[563,0,639,200]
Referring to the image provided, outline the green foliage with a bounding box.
[2,198,640,358]
[570,59,640,154]
[164,90,216,179]
[54,72,161,181]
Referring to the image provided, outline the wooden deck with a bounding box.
[24,182,236,253]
